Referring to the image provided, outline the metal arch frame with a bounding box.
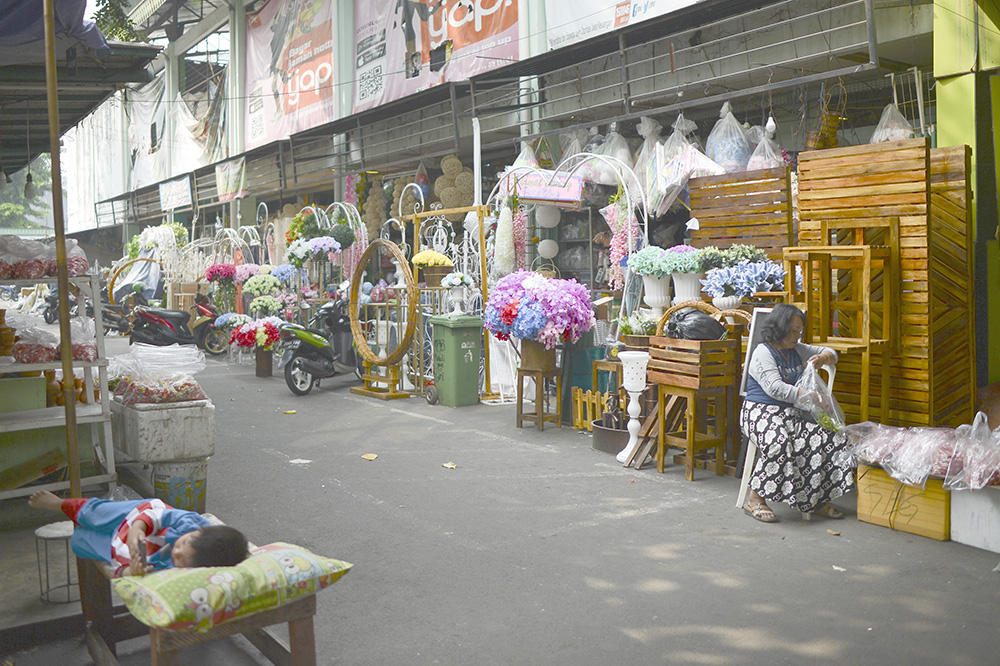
[324,200,370,285]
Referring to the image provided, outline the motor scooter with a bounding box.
[277,299,362,395]
[188,294,229,356]
[42,291,79,324]
[127,297,229,356]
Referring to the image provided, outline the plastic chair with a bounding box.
[735,362,835,510]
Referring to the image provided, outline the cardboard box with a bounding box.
[856,464,950,541]
[950,485,1000,553]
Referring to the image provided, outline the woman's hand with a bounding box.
[807,351,836,367]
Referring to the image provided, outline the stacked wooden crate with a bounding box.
[687,166,793,261]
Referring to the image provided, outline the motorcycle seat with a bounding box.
[305,327,329,337]
[143,308,191,325]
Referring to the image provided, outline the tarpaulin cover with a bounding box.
[0,0,108,52]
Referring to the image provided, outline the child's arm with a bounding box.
[125,521,154,575]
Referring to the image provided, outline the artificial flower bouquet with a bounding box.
[249,295,282,317]
[286,239,313,268]
[617,308,659,336]
[234,263,261,284]
[411,249,453,267]
[243,274,281,298]
[700,260,785,298]
[204,263,237,285]
[484,270,596,349]
[230,317,283,350]
[308,236,342,261]
[270,263,306,284]
[627,244,705,278]
[441,272,474,288]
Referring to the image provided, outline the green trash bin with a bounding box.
[429,315,483,407]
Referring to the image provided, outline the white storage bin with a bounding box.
[111,397,215,463]
[950,486,1000,554]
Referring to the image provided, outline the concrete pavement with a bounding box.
[3,342,1000,664]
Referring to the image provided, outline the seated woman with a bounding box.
[740,303,854,523]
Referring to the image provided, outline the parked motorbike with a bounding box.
[42,291,79,324]
[127,296,228,356]
[277,300,362,395]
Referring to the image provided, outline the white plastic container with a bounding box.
[950,486,1000,553]
[111,397,215,462]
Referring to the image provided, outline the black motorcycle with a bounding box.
[42,291,78,324]
[277,300,363,395]
[128,305,197,347]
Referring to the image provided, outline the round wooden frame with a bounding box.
[349,238,417,367]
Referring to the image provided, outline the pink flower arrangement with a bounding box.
[229,317,282,350]
[234,263,261,284]
[512,209,527,271]
[484,270,596,349]
[205,263,236,284]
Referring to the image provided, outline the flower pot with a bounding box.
[712,295,742,311]
[255,346,273,378]
[641,274,672,318]
[421,265,451,287]
[671,271,704,305]
[448,285,466,315]
[591,419,630,454]
[520,339,557,372]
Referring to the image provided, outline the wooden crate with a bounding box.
[688,167,793,261]
[856,464,950,541]
[647,336,739,390]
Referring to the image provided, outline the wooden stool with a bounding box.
[592,358,622,393]
[516,368,562,430]
[656,384,728,480]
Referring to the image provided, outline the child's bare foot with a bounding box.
[28,490,63,512]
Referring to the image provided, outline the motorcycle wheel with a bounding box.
[43,307,56,324]
[285,356,315,395]
[202,326,230,356]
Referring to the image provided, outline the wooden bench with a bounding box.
[78,514,319,666]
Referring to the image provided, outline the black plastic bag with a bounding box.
[664,309,726,340]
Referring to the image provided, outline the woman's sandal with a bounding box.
[814,503,844,519]
[743,500,780,523]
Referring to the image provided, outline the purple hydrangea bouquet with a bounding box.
[484,271,596,349]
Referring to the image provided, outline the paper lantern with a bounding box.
[536,206,561,228]
[538,239,560,259]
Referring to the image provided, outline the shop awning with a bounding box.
[0,0,161,175]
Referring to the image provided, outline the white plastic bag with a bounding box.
[633,117,663,192]
[662,112,697,161]
[870,103,915,143]
[746,133,783,170]
[512,141,540,169]
[792,362,845,433]
[706,102,752,173]
[559,130,589,165]
[63,317,97,362]
[591,126,634,185]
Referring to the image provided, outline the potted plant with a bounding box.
[229,316,283,377]
[484,270,596,370]
[700,260,786,310]
[617,308,660,350]
[627,245,709,314]
[411,249,454,287]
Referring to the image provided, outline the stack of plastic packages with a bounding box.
[110,343,210,405]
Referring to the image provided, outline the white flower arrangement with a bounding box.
[441,272,474,288]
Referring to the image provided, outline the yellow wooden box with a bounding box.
[856,464,950,541]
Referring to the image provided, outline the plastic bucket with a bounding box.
[153,458,208,513]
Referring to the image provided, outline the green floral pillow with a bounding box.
[112,542,352,632]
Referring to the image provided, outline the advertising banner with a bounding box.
[158,176,193,212]
[544,0,703,50]
[215,157,249,202]
[245,0,337,151]
[353,0,518,113]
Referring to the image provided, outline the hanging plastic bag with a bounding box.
[792,361,845,433]
[746,133,783,170]
[533,137,555,169]
[664,308,726,341]
[414,161,431,201]
[590,126,634,186]
[512,141,540,169]
[559,129,589,165]
[870,103,915,143]
[633,117,663,192]
[662,112,698,161]
[706,102,752,173]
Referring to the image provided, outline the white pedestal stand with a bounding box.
[615,350,651,464]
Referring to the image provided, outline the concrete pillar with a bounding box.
[934,0,1000,384]
[228,0,248,229]
[163,41,179,180]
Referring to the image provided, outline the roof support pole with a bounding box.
[43,0,81,496]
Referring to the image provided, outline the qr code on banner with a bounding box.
[358,65,383,101]
[249,112,265,141]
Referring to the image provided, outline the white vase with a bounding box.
[712,295,742,311]
[449,286,466,315]
[671,272,704,305]
[641,274,672,318]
